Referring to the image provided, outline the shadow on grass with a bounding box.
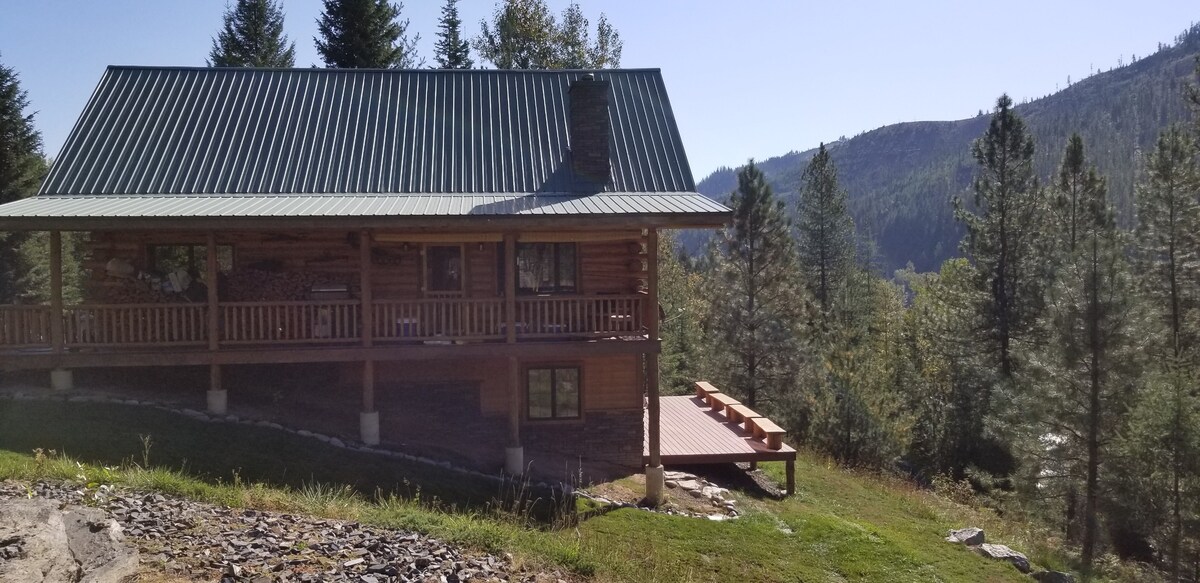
[0,398,569,522]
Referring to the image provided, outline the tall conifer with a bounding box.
[796,143,855,315]
[208,0,296,67]
[433,0,473,69]
[1035,138,1138,577]
[0,56,45,303]
[954,94,1047,380]
[705,161,805,409]
[316,0,420,68]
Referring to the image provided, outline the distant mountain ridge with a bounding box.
[696,25,1200,273]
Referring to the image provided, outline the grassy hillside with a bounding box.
[696,25,1200,273]
[0,397,1146,582]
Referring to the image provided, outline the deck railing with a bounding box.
[219,301,361,344]
[515,294,644,338]
[373,298,505,341]
[64,304,207,347]
[0,295,648,350]
[0,305,52,348]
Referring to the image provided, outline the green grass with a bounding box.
[0,398,1137,582]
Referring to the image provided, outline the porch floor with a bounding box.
[644,395,797,465]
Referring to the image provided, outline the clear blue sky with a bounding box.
[1,1,1196,180]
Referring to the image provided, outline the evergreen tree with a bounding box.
[315,0,420,68]
[1051,134,1102,254]
[796,143,855,314]
[1128,125,1200,578]
[433,0,472,69]
[0,56,46,303]
[1032,139,1138,577]
[658,231,707,394]
[473,0,622,69]
[208,0,296,67]
[704,161,806,409]
[954,94,1048,380]
[1136,126,1200,363]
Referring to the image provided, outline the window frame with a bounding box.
[147,243,234,280]
[525,364,583,421]
[499,242,580,296]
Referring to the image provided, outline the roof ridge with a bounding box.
[104,65,664,74]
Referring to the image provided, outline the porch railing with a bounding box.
[0,295,648,350]
[219,301,361,344]
[515,294,644,338]
[0,305,52,348]
[64,304,207,347]
[373,298,505,341]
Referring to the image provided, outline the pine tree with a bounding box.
[658,231,707,394]
[954,94,1048,381]
[0,56,46,303]
[433,0,472,69]
[315,0,420,69]
[473,0,622,69]
[1136,126,1200,363]
[704,161,805,409]
[1051,134,1102,254]
[796,143,855,314]
[1129,125,1200,578]
[208,0,296,67]
[1034,138,1138,577]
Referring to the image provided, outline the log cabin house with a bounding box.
[0,66,736,500]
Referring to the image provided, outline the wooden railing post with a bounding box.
[206,232,219,350]
[49,231,64,354]
[504,233,517,343]
[359,230,373,347]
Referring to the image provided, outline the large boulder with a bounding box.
[945,527,985,545]
[976,543,1032,573]
[1031,571,1076,583]
[0,498,138,583]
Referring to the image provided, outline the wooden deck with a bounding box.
[645,395,797,465]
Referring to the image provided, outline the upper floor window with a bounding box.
[514,242,577,294]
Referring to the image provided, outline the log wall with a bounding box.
[83,230,647,303]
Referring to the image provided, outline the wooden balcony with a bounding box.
[0,295,647,353]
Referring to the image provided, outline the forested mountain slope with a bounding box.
[696,26,1200,273]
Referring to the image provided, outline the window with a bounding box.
[424,245,463,293]
[501,242,577,294]
[527,367,581,420]
[148,245,233,281]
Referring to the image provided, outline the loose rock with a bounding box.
[945,527,985,545]
[976,543,1032,573]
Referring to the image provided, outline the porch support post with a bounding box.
[503,234,523,474]
[48,231,71,390]
[205,232,225,414]
[785,458,796,497]
[359,230,373,348]
[357,230,380,445]
[504,233,517,343]
[644,228,664,505]
[360,360,379,445]
[505,356,523,474]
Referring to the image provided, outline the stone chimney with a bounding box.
[569,73,612,187]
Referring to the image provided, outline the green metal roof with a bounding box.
[41,66,700,196]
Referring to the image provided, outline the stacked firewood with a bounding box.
[222,269,345,301]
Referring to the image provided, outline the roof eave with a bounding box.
[0,212,732,232]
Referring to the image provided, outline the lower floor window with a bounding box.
[527,367,580,419]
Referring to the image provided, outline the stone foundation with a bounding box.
[523,411,643,478]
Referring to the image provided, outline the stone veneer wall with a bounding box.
[522,411,643,473]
